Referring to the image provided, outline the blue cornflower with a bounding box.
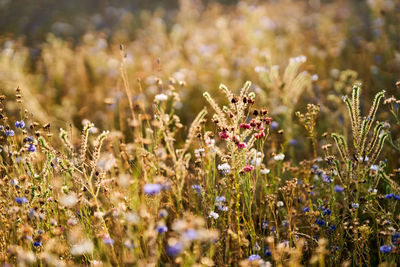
[385,193,394,199]
[15,120,25,128]
[394,195,400,200]
[26,136,34,142]
[322,209,331,216]
[191,184,201,194]
[27,144,36,152]
[289,139,297,146]
[303,207,310,212]
[166,243,182,257]
[282,220,289,227]
[157,225,168,234]
[143,183,163,195]
[330,225,337,231]
[312,165,319,171]
[216,196,226,202]
[322,174,332,183]
[392,232,400,245]
[158,209,168,218]
[334,185,344,193]
[264,246,272,256]
[16,197,27,204]
[315,218,325,226]
[248,254,261,261]
[271,121,279,130]
[316,170,323,176]
[261,221,269,229]
[4,130,14,137]
[33,241,42,247]
[102,237,114,245]
[380,245,392,254]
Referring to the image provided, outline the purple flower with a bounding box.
[143,183,163,195]
[16,197,27,204]
[289,139,297,146]
[216,196,226,202]
[380,245,392,254]
[191,184,201,194]
[334,185,344,193]
[262,221,269,229]
[4,130,14,137]
[157,225,168,234]
[303,207,310,212]
[271,121,279,130]
[166,243,182,257]
[330,225,337,231]
[15,120,25,129]
[248,254,261,261]
[102,237,114,245]
[27,144,36,152]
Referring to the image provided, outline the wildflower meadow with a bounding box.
[0,0,400,266]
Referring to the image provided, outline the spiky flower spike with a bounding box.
[332,84,388,180]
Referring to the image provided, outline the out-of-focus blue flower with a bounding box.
[334,185,344,193]
[322,174,332,183]
[184,229,198,240]
[262,221,269,229]
[157,225,168,234]
[385,193,394,199]
[289,139,297,146]
[166,243,182,257]
[27,144,36,152]
[33,241,42,247]
[330,225,337,231]
[191,184,201,194]
[102,237,114,245]
[303,207,310,212]
[16,197,27,204]
[143,183,163,195]
[322,209,331,216]
[315,218,325,226]
[248,254,261,261]
[216,196,226,202]
[264,246,272,256]
[271,121,279,130]
[15,120,25,128]
[379,245,392,254]
[5,130,14,137]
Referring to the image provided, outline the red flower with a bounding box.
[240,123,251,129]
[237,142,247,149]
[241,165,254,173]
[219,130,230,140]
[254,131,265,139]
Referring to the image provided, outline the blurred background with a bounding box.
[0,0,399,156]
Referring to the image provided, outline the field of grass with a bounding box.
[0,0,400,266]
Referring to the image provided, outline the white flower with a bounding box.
[217,163,231,174]
[370,165,379,171]
[209,211,219,219]
[312,74,319,81]
[277,201,284,207]
[60,193,78,207]
[71,239,94,256]
[351,203,359,209]
[155,93,168,101]
[273,153,285,161]
[260,168,270,175]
